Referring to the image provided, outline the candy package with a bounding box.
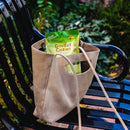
[45,30,81,74]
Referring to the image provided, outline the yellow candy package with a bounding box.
[45,30,81,74]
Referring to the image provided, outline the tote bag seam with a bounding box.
[42,55,54,117]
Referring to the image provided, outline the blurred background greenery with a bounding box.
[26,0,130,58]
[27,0,130,77]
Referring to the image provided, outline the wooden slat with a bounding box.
[1,5,33,83]
[0,18,34,100]
[87,89,130,101]
[81,98,130,111]
[91,81,130,92]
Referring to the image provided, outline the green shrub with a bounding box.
[28,0,129,77]
[97,0,130,57]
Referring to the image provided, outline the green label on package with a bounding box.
[45,30,81,74]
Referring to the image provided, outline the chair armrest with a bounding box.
[88,43,129,82]
[33,26,45,39]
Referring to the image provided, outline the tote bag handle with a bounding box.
[79,47,128,130]
[56,46,128,130]
[56,53,82,130]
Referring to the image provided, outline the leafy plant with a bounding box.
[33,1,60,33]
[0,17,32,128]
[96,49,124,78]
[97,0,130,57]
[52,14,111,44]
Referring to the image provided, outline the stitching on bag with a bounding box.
[42,55,54,118]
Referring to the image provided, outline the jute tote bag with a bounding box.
[31,39,99,123]
[31,38,128,130]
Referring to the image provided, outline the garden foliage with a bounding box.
[26,0,129,77]
[27,0,129,57]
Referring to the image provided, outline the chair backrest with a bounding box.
[0,0,130,130]
[0,0,52,129]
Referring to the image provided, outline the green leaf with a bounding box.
[113,53,118,59]
[37,0,43,4]
[2,105,7,109]
[103,58,110,63]
[0,37,3,42]
[38,4,44,7]
[47,2,52,5]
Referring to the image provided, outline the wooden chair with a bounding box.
[0,0,129,129]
